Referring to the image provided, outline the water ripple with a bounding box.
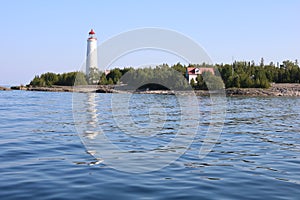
[0,91,300,199]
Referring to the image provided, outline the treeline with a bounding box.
[117,64,191,90]
[30,71,87,86]
[97,63,224,90]
[98,60,299,89]
[217,60,300,88]
[97,64,189,90]
[29,59,300,89]
[98,67,133,85]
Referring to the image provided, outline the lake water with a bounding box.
[0,90,300,199]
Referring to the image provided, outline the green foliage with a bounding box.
[29,60,299,89]
[196,74,205,89]
[192,71,224,90]
[88,68,101,85]
[41,72,59,86]
[30,71,87,87]
[190,78,195,88]
[204,72,225,90]
[30,75,46,87]
[120,64,189,90]
[107,78,114,85]
[98,73,108,85]
[218,60,299,88]
[171,62,186,76]
[74,72,88,86]
[106,68,122,84]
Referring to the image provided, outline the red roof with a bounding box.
[187,67,215,75]
[187,67,195,75]
[89,29,95,35]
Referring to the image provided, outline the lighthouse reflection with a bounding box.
[78,92,103,165]
[84,93,99,140]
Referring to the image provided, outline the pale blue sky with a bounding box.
[0,0,299,85]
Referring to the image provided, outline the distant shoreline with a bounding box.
[2,83,300,97]
[0,86,11,91]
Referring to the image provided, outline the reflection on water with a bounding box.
[74,93,203,173]
[73,93,103,165]
[84,93,99,140]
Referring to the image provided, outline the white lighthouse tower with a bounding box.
[86,29,98,80]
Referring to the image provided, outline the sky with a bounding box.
[0,0,299,85]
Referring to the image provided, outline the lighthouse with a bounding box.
[86,29,98,80]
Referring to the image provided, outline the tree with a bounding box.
[88,68,101,85]
[171,62,186,76]
[74,72,88,86]
[107,78,114,85]
[30,75,46,87]
[30,75,40,86]
[106,68,122,84]
[190,78,195,88]
[260,57,264,67]
[205,75,224,90]
[40,72,59,86]
[232,75,240,88]
[99,73,108,85]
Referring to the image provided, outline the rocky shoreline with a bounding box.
[3,83,300,97]
[0,86,11,91]
[226,83,300,97]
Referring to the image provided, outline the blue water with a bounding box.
[0,90,300,199]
